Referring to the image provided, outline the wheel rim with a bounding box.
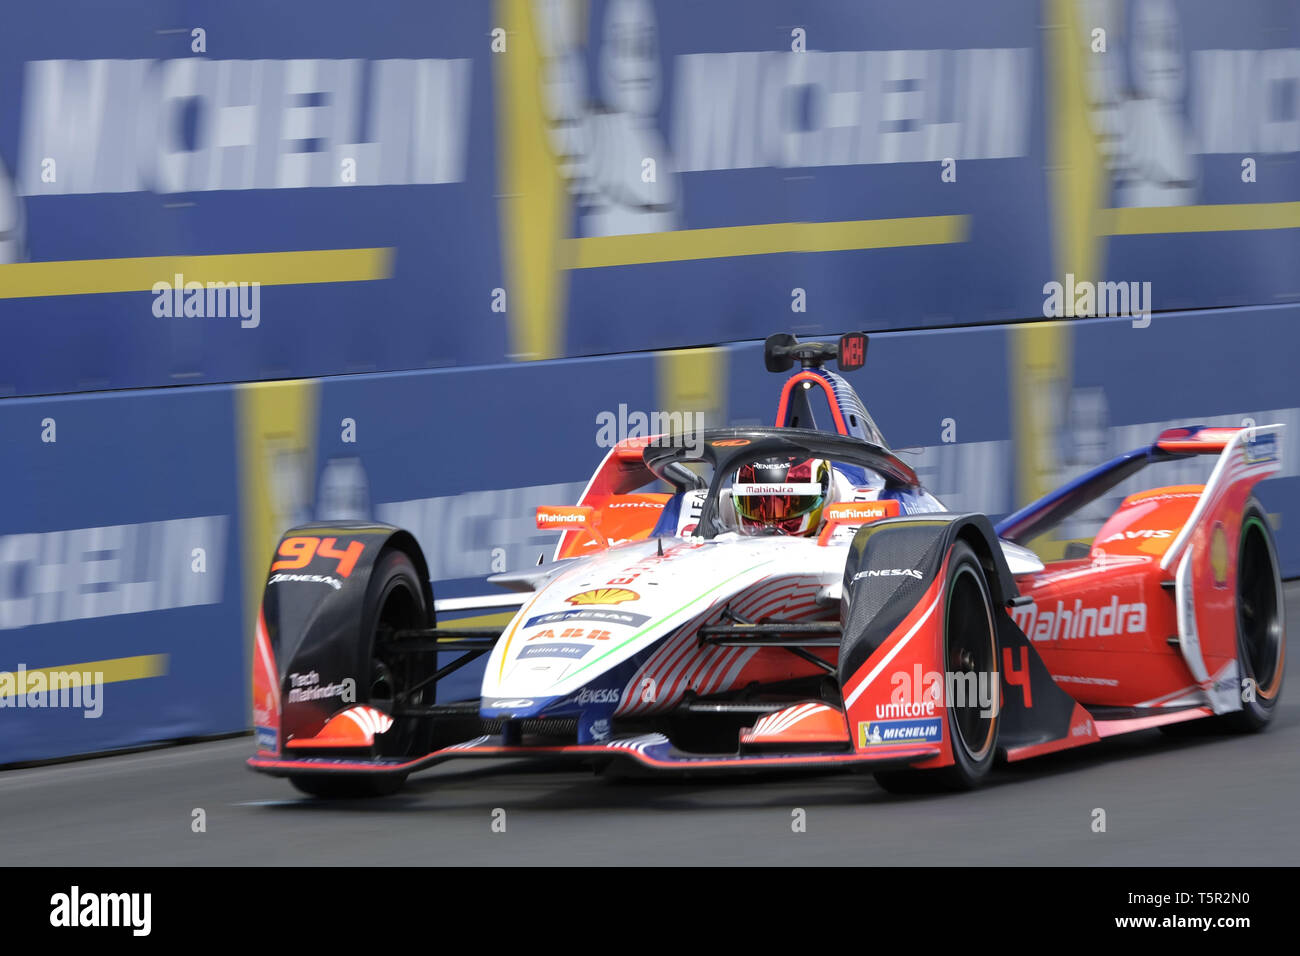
[368,576,425,752]
[946,563,998,761]
[1238,516,1283,701]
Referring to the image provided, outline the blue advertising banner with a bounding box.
[0,0,504,395]
[1,0,1297,397]
[0,384,244,762]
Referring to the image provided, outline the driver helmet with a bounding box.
[731,457,832,536]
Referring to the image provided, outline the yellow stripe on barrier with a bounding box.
[658,346,726,436]
[0,248,394,299]
[0,654,168,699]
[1100,202,1300,235]
[563,215,970,269]
[236,378,319,728]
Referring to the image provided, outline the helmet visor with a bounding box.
[732,482,826,523]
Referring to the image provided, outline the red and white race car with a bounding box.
[248,333,1286,796]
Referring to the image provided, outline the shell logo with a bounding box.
[1210,523,1229,588]
[566,587,639,606]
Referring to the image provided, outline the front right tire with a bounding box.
[289,547,427,798]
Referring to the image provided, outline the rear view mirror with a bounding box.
[764,333,797,372]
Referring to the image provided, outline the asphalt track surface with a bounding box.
[4,583,1299,866]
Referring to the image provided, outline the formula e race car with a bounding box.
[247,332,1286,796]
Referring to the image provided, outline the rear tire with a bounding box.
[289,547,427,798]
[1159,501,1286,737]
[875,540,1000,794]
[1221,502,1285,732]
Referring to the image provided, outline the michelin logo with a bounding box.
[18,57,471,194]
[0,516,227,630]
[674,47,1031,172]
[858,718,943,747]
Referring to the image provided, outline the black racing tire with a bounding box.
[1221,501,1285,732]
[289,548,428,798]
[875,540,1000,794]
[289,773,407,799]
[1160,500,1286,738]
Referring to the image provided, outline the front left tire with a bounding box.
[875,540,1000,793]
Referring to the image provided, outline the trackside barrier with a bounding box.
[1,304,1296,762]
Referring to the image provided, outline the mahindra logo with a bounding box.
[1010,596,1149,642]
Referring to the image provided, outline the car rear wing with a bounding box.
[1158,425,1282,572]
[996,424,1283,546]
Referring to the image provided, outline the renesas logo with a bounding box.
[268,572,342,590]
[526,608,649,629]
[1011,596,1148,643]
[852,568,923,582]
[576,687,622,705]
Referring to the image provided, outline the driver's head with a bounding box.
[731,457,831,536]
